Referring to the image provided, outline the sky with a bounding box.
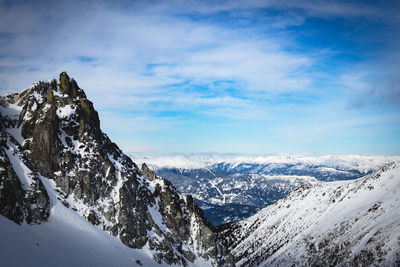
[0,0,399,155]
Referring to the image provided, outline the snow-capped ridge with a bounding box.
[219,161,400,266]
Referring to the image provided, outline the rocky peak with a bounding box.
[58,71,86,99]
[0,73,233,266]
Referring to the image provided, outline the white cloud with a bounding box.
[0,0,317,123]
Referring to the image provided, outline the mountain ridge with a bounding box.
[0,72,232,266]
[218,161,400,266]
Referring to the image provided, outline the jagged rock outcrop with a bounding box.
[0,73,233,266]
[0,99,50,225]
[141,163,233,264]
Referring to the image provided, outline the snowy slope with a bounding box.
[219,161,400,266]
[0,177,162,267]
[0,175,213,267]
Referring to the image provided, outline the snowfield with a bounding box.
[0,180,162,267]
[0,172,211,267]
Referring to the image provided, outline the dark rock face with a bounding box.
[0,111,50,225]
[0,73,232,266]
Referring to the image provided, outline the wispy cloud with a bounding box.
[0,1,318,123]
[0,0,399,154]
[340,52,400,110]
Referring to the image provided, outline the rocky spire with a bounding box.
[58,71,87,99]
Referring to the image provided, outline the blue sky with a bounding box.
[0,0,399,155]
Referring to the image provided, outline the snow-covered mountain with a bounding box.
[0,73,232,266]
[134,154,398,225]
[218,161,400,266]
[2,73,399,266]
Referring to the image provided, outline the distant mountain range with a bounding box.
[134,154,399,225]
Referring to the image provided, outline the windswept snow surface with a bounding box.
[0,177,162,267]
[0,175,211,267]
[224,161,400,266]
